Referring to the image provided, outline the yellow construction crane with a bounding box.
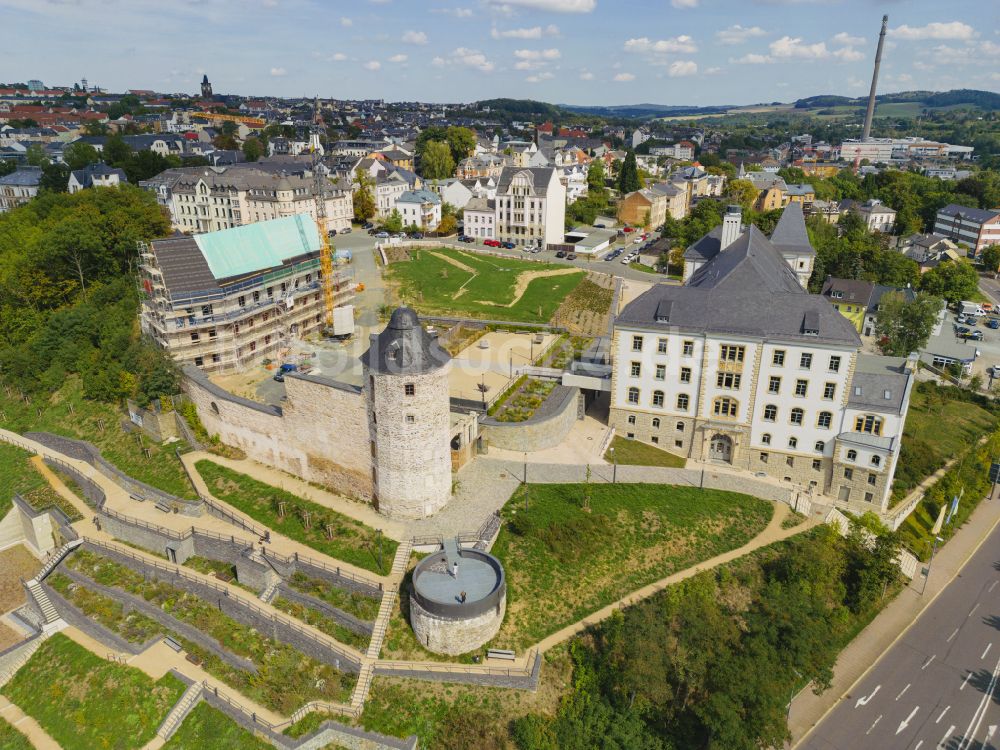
[310,131,336,328]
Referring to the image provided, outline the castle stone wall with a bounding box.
[409,593,505,655]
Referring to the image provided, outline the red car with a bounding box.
[483,239,501,247]
[623,226,635,233]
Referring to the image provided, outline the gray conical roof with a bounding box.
[363,307,450,375]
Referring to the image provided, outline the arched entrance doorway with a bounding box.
[709,433,733,464]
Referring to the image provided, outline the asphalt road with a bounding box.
[800,517,1000,750]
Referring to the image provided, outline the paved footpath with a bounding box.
[789,489,1000,747]
[0,695,61,749]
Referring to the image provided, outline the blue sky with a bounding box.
[2,0,997,105]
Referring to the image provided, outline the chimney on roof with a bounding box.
[721,205,743,251]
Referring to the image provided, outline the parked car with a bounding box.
[368,228,379,236]
[966,330,985,341]
[623,226,635,233]
[595,223,606,229]
[633,237,643,244]
[340,227,351,234]
[410,232,424,239]
[273,363,298,382]
[987,318,1000,330]
[327,228,337,236]
[484,239,501,247]
[566,252,577,260]
[503,241,516,250]
[462,235,476,243]
[954,325,971,336]
[375,231,389,238]
[555,250,567,258]
[362,222,374,230]
[957,314,978,325]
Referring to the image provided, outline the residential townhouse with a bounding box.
[0,166,41,212]
[396,189,441,231]
[933,204,1000,256]
[462,196,495,239]
[494,167,566,249]
[820,277,917,336]
[618,182,688,228]
[611,207,914,515]
[67,162,128,193]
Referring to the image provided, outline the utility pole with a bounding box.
[919,535,944,596]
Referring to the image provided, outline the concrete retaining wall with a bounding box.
[275,584,373,635]
[373,650,541,691]
[480,386,580,453]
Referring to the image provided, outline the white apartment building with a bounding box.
[934,203,1000,256]
[463,197,495,239]
[0,166,41,212]
[139,214,353,374]
[613,206,913,515]
[396,189,441,231]
[140,165,352,234]
[67,162,127,194]
[851,199,897,233]
[373,172,409,218]
[494,167,566,249]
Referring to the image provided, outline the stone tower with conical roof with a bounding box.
[363,307,453,519]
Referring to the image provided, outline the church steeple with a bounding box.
[201,74,213,99]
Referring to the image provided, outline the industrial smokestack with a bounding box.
[861,15,888,142]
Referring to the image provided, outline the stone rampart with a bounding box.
[480,385,580,452]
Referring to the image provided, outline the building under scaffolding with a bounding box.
[138,214,353,374]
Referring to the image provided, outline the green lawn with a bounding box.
[0,377,193,498]
[162,702,272,750]
[0,442,79,519]
[385,247,584,323]
[605,434,686,468]
[891,382,999,504]
[65,548,355,714]
[1,633,185,750]
[0,717,33,750]
[490,483,773,648]
[195,460,397,574]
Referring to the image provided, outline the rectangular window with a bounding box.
[844,468,854,480]
[190,332,200,342]
[720,344,745,362]
[800,353,813,369]
[238,295,246,307]
[868,473,877,486]
[627,388,640,404]
[680,367,692,384]
[773,350,785,366]
[823,382,836,400]
[404,383,415,396]
[676,394,689,410]
[812,459,822,471]
[631,335,643,352]
[716,372,741,389]
[864,492,874,503]
[657,338,668,354]
[630,362,641,377]
[760,452,769,463]
[655,364,666,380]
[768,376,781,394]
[682,340,694,356]
[854,415,883,435]
[795,379,808,397]
[829,355,841,373]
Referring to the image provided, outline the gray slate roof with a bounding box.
[362,307,451,375]
[150,236,218,295]
[0,166,42,186]
[769,201,815,257]
[936,203,1000,224]
[496,167,556,197]
[621,226,860,347]
[847,355,909,414]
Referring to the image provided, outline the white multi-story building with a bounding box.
[494,167,566,249]
[612,205,914,515]
[850,199,897,233]
[934,203,1000,256]
[0,165,41,212]
[463,197,495,239]
[140,164,352,234]
[67,162,127,194]
[373,172,409,218]
[396,189,441,231]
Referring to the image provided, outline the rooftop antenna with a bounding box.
[861,15,888,143]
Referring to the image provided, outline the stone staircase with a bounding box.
[366,590,396,660]
[35,539,83,582]
[156,681,203,741]
[389,540,412,579]
[350,662,375,712]
[25,580,59,625]
[258,575,280,604]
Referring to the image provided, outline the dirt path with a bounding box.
[427,251,477,275]
[478,267,582,309]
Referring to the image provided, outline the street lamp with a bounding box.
[919,535,944,596]
[523,451,529,511]
[610,447,617,484]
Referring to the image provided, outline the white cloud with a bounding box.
[388,53,408,63]
[732,53,774,64]
[769,35,829,59]
[716,25,766,45]
[340,16,352,26]
[513,47,561,60]
[671,0,698,7]
[668,60,698,77]
[832,32,863,46]
[434,47,496,72]
[704,66,722,74]
[432,7,473,17]
[485,0,595,12]
[401,30,428,44]
[363,60,381,70]
[624,35,698,55]
[525,71,555,82]
[333,52,347,61]
[832,46,864,61]
[891,22,976,41]
[269,67,287,76]
[613,72,635,81]
[490,24,558,38]
[579,69,595,80]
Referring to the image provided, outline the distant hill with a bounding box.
[560,102,733,119]
[794,89,1000,111]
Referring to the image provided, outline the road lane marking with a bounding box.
[985,643,993,660]
[970,603,981,618]
[856,685,881,708]
[936,705,950,723]
[958,654,1000,750]
[914,741,923,750]
[898,706,920,735]
[948,628,960,643]
[961,672,972,690]
[989,581,998,593]
[988,725,997,740]
[922,654,936,670]
[897,683,911,700]
[867,715,882,735]
[936,725,956,750]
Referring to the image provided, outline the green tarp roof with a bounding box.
[194,214,321,280]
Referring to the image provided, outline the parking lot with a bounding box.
[946,310,1000,380]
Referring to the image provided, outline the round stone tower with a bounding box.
[363,307,452,519]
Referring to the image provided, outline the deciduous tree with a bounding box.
[875,291,942,356]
